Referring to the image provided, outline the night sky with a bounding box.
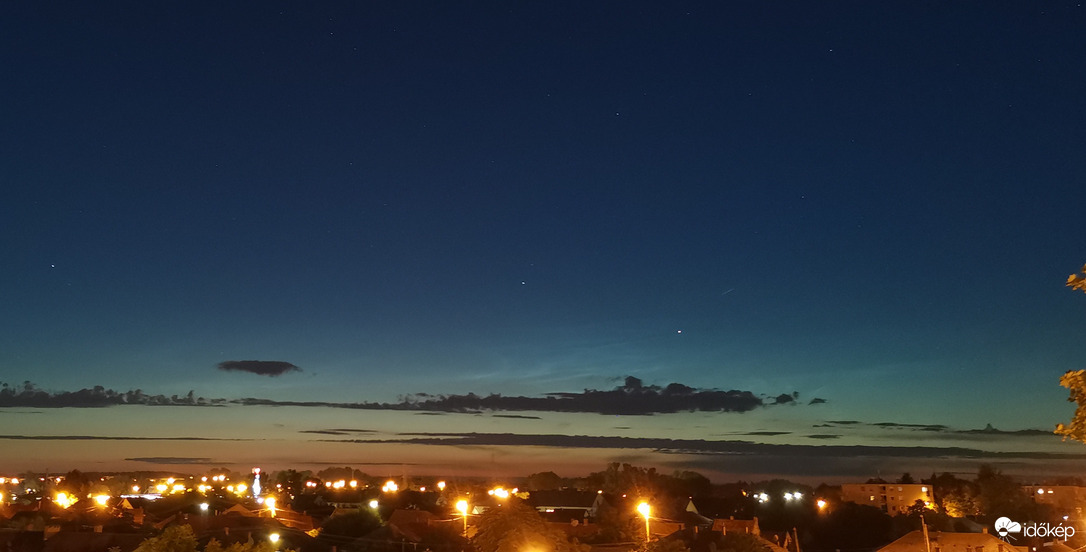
[3,2,1086,479]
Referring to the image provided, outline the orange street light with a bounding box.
[456,499,469,536]
[637,502,651,541]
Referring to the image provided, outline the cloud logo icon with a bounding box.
[994,517,1022,538]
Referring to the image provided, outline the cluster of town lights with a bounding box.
[327,480,359,489]
[487,486,517,499]
[754,491,804,503]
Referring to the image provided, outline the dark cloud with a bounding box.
[300,428,378,435]
[217,360,301,377]
[125,457,215,464]
[957,424,1051,436]
[772,393,798,405]
[323,431,1086,461]
[390,377,773,415]
[0,435,237,441]
[0,382,222,408]
[873,422,949,431]
[492,414,542,420]
[0,378,809,416]
[742,431,792,436]
[808,397,827,405]
[807,434,841,440]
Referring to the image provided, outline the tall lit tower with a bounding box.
[252,468,262,498]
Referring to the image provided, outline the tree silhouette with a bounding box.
[472,499,586,552]
[1057,266,1086,441]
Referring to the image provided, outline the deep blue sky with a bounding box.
[4,0,1086,450]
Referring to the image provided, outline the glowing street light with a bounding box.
[269,533,280,543]
[456,499,469,536]
[637,502,651,541]
[437,481,446,491]
[55,492,75,509]
[369,499,379,509]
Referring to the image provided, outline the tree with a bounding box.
[319,509,382,540]
[1056,369,1086,441]
[808,503,893,552]
[526,471,565,491]
[717,533,769,552]
[974,465,1035,522]
[134,526,198,552]
[644,538,691,552]
[1057,267,1086,440]
[58,469,91,497]
[1068,264,1086,293]
[473,499,587,552]
[205,539,283,552]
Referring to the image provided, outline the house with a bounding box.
[711,517,760,536]
[877,530,1028,552]
[386,509,438,542]
[841,483,934,516]
[528,490,607,522]
[1021,486,1086,516]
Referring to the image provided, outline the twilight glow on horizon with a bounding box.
[3,1,1086,481]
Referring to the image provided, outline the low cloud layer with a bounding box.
[325,431,1085,461]
[0,377,808,415]
[0,434,237,441]
[125,457,215,464]
[217,360,301,377]
[820,420,1052,437]
[235,376,793,415]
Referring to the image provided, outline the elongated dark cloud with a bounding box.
[300,428,378,436]
[217,360,301,377]
[821,420,1051,437]
[0,377,797,415]
[236,377,770,415]
[0,435,240,441]
[0,382,223,408]
[125,457,215,464]
[320,431,1086,461]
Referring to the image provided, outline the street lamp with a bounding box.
[456,500,469,536]
[637,502,651,541]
